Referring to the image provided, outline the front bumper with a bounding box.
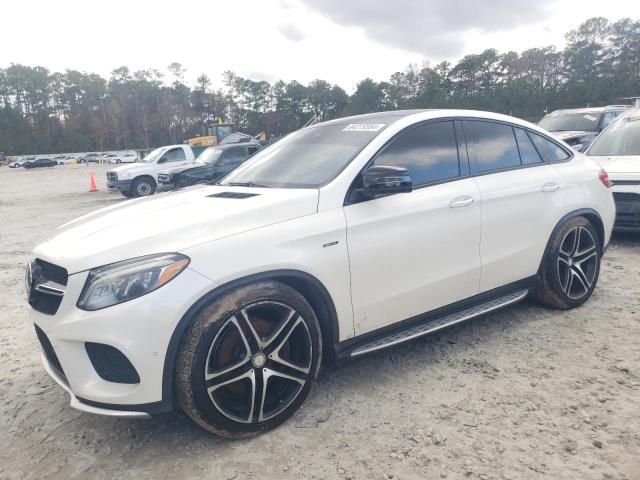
[41,352,150,419]
[107,179,132,193]
[31,266,213,415]
[611,184,640,231]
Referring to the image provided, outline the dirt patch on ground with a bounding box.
[1,165,639,480]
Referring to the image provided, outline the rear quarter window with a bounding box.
[514,128,542,165]
[528,132,571,162]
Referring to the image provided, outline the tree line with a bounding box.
[1,17,639,155]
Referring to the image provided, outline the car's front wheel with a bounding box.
[176,281,322,437]
[533,216,601,309]
[131,177,155,197]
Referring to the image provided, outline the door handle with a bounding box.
[449,196,474,208]
[541,182,560,193]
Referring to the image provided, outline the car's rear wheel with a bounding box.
[131,177,155,197]
[533,216,601,309]
[176,281,322,437]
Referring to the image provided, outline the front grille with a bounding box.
[85,343,140,384]
[613,192,640,202]
[35,259,68,286]
[612,192,640,230]
[27,259,68,315]
[107,172,118,182]
[34,324,66,380]
[208,191,259,199]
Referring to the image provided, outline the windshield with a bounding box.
[539,113,600,132]
[220,123,387,188]
[196,147,225,165]
[587,117,640,156]
[139,147,165,163]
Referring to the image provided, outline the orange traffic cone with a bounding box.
[89,173,98,192]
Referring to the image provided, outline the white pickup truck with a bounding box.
[106,145,197,198]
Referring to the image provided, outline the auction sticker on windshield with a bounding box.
[343,123,386,132]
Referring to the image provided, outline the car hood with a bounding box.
[109,163,152,175]
[589,155,640,174]
[552,130,596,141]
[33,185,319,274]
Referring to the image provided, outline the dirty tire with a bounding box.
[532,216,601,309]
[131,177,155,197]
[176,281,322,438]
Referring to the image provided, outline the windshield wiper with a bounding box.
[225,182,270,188]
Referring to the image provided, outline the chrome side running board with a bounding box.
[350,289,529,357]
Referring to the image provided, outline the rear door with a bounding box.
[462,120,568,292]
[345,120,482,335]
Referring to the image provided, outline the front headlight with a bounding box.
[77,253,190,311]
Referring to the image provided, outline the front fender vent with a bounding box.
[207,192,260,199]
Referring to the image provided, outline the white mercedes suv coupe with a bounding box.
[27,110,615,437]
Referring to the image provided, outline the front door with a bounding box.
[345,120,483,335]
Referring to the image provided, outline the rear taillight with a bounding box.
[599,169,613,188]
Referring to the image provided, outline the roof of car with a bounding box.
[318,109,436,127]
[548,105,632,116]
[209,141,261,149]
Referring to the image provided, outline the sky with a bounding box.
[1,0,639,92]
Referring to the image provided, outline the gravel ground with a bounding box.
[1,165,639,480]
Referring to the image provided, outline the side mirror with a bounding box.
[360,165,412,198]
[158,156,168,164]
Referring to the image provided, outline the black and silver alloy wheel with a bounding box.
[533,216,601,309]
[205,301,313,424]
[557,226,598,300]
[176,281,322,437]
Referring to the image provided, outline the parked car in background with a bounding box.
[82,153,101,163]
[11,156,37,168]
[586,108,640,231]
[539,105,631,152]
[103,152,137,164]
[28,110,614,437]
[107,144,197,197]
[158,143,261,190]
[59,156,79,165]
[119,153,137,163]
[23,158,57,169]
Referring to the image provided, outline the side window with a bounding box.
[528,132,570,162]
[373,121,460,187]
[223,147,246,165]
[165,148,187,162]
[600,111,618,130]
[247,146,259,156]
[463,121,521,174]
[514,128,542,165]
